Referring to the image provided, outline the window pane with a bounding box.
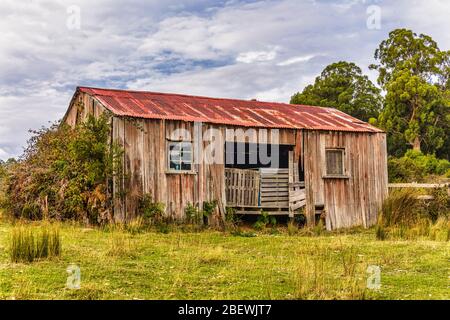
[181,162,192,171]
[169,150,181,161]
[326,150,344,175]
[180,142,192,152]
[181,151,191,162]
[168,141,193,171]
[170,161,181,170]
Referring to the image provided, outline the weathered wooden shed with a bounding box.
[64,87,388,230]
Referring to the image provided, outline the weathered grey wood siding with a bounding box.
[64,92,107,127]
[303,130,388,230]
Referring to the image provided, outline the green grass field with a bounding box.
[0,219,448,300]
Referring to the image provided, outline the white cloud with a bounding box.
[236,49,278,63]
[277,55,316,66]
[0,148,9,160]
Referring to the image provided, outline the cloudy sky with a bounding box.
[0,0,449,159]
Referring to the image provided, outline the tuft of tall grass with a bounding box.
[106,231,137,258]
[10,224,61,263]
[287,220,298,236]
[198,246,227,265]
[294,245,366,300]
[375,224,387,240]
[124,216,147,234]
[381,189,421,226]
[429,217,450,241]
[376,188,449,241]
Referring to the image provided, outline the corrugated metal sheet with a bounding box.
[78,87,382,133]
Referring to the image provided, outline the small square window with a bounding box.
[326,149,345,176]
[168,141,193,172]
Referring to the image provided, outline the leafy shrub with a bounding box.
[184,202,201,224]
[3,111,124,225]
[156,222,171,234]
[184,201,217,225]
[427,187,450,221]
[202,200,218,217]
[253,211,276,230]
[10,224,61,263]
[294,213,307,227]
[224,207,240,231]
[388,150,450,182]
[202,200,218,224]
[138,194,165,223]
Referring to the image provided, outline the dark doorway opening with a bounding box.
[225,142,292,169]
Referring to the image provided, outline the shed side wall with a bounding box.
[303,130,388,230]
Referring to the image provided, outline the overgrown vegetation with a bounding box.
[376,188,449,241]
[106,231,137,258]
[2,111,123,225]
[184,200,218,225]
[295,245,367,299]
[388,150,450,182]
[10,224,61,263]
[253,211,277,230]
[138,194,165,224]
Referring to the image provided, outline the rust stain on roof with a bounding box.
[77,86,383,133]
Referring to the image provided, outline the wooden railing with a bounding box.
[225,164,306,213]
[388,182,450,198]
[225,168,260,207]
[288,152,306,211]
[388,183,449,189]
[260,168,289,208]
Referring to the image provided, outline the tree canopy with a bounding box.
[370,28,450,157]
[290,61,382,122]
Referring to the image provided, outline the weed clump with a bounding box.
[294,245,367,300]
[253,212,277,230]
[10,224,61,263]
[376,188,449,241]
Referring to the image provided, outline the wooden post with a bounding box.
[288,151,294,218]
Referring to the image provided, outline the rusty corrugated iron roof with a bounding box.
[77,86,382,133]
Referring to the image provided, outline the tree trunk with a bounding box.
[412,136,421,152]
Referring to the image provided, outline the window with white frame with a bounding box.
[325,148,345,176]
[167,141,193,172]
